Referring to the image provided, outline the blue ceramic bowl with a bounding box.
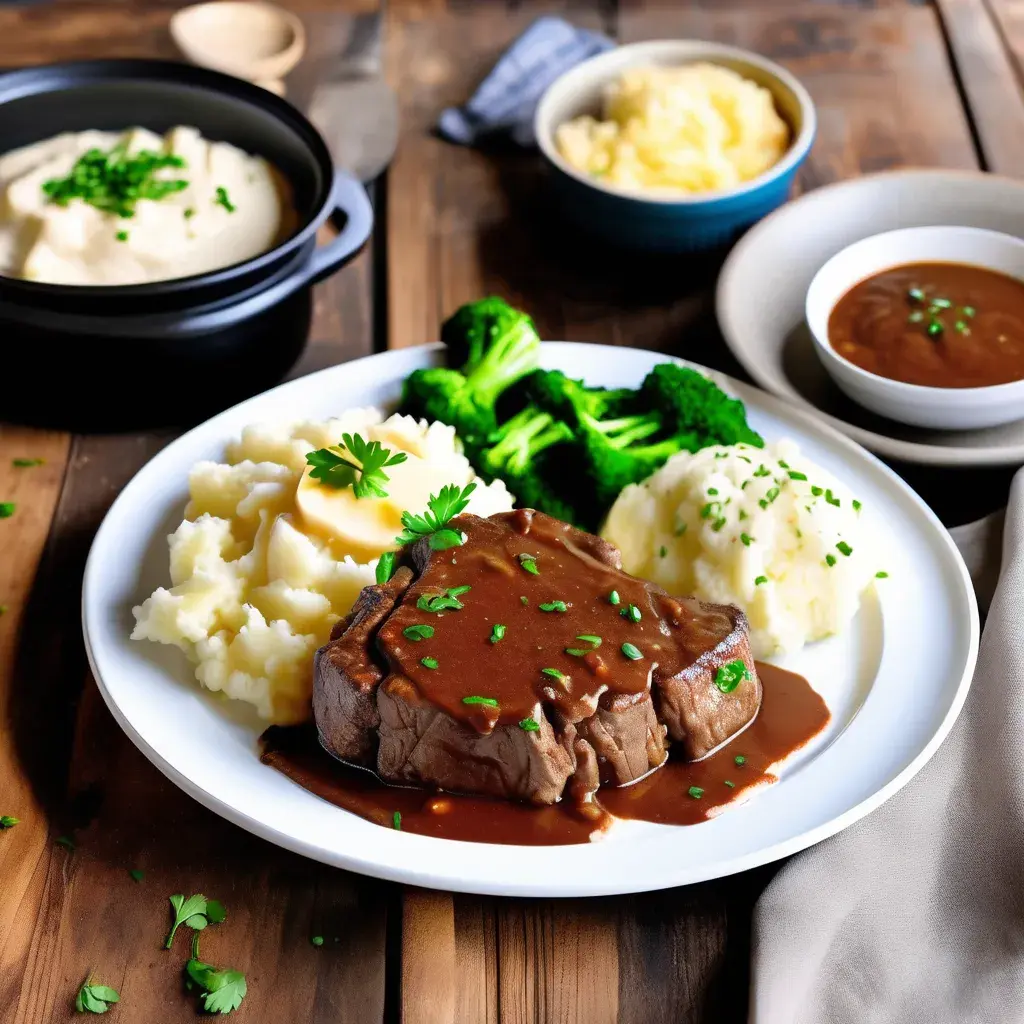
[534,40,816,253]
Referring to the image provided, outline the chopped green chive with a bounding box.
[403,624,434,642]
[621,604,641,623]
[311,935,324,946]
[115,229,129,242]
[688,786,704,799]
[518,553,539,575]
[955,320,969,334]
[519,718,540,732]
[416,587,470,613]
[740,533,753,547]
[741,480,750,490]
[852,500,862,512]
[0,815,20,829]
[724,780,736,789]
[738,509,748,521]
[392,811,401,830]
[184,207,195,219]
[490,623,506,644]
[420,656,439,669]
[214,185,236,212]
[754,576,768,586]
[927,320,943,337]
[566,633,602,657]
[738,455,752,464]
[908,310,925,324]
[778,460,790,469]
[621,642,643,661]
[931,297,952,309]
[876,571,889,579]
[907,287,925,303]
[520,596,529,605]
[674,522,688,536]
[607,590,620,605]
[962,305,976,318]
[659,545,668,557]
[734,755,747,766]
[577,634,601,646]
[712,517,726,532]
[129,868,144,882]
[787,471,808,481]
[810,486,823,497]
[825,554,837,567]
[0,503,15,518]
[707,488,719,496]
[754,465,771,478]
[836,541,853,557]
[12,458,43,467]
[541,668,566,681]
[539,600,568,613]
[462,695,498,706]
[700,501,722,520]
[714,659,752,694]
[824,489,841,507]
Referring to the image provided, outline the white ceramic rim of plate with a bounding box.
[533,38,817,206]
[717,167,1024,465]
[81,343,979,896]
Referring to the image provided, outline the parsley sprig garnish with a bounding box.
[185,934,247,1015]
[395,482,476,550]
[75,976,120,1014]
[306,433,408,499]
[164,893,226,949]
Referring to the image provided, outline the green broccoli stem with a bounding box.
[466,323,540,408]
[485,407,573,474]
[582,412,663,449]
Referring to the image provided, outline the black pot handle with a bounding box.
[176,169,373,328]
[290,170,374,288]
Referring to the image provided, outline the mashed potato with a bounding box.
[132,410,513,723]
[556,63,790,195]
[602,441,881,657]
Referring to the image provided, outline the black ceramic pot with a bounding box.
[0,59,373,429]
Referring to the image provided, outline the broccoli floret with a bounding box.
[479,406,578,523]
[527,369,634,425]
[522,364,764,526]
[641,363,763,449]
[399,298,542,449]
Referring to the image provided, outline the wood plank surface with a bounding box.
[1,0,1021,1022]
[0,6,387,1023]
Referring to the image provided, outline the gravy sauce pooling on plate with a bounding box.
[828,262,1024,388]
[261,663,829,845]
[0,126,298,285]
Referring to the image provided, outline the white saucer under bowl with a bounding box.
[717,169,1024,467]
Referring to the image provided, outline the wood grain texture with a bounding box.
[933,0,1024,174]
[0,6,386,1023]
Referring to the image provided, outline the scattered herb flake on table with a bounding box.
[75,977,120,1014]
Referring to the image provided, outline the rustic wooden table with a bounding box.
[2,1,1023,1021]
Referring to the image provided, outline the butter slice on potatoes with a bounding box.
[296,415,510,563]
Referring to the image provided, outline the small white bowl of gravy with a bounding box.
[805,225,1024,431]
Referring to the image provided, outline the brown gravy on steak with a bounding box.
[261,663,829,845]
[376,509,741,731]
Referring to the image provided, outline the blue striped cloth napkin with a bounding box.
[437,16,614,147]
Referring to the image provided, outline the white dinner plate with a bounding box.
[717,169,1024,467]
[82,343,979,896]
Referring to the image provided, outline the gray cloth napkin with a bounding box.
[436,16,613,147]
[751,475,1022,1023]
